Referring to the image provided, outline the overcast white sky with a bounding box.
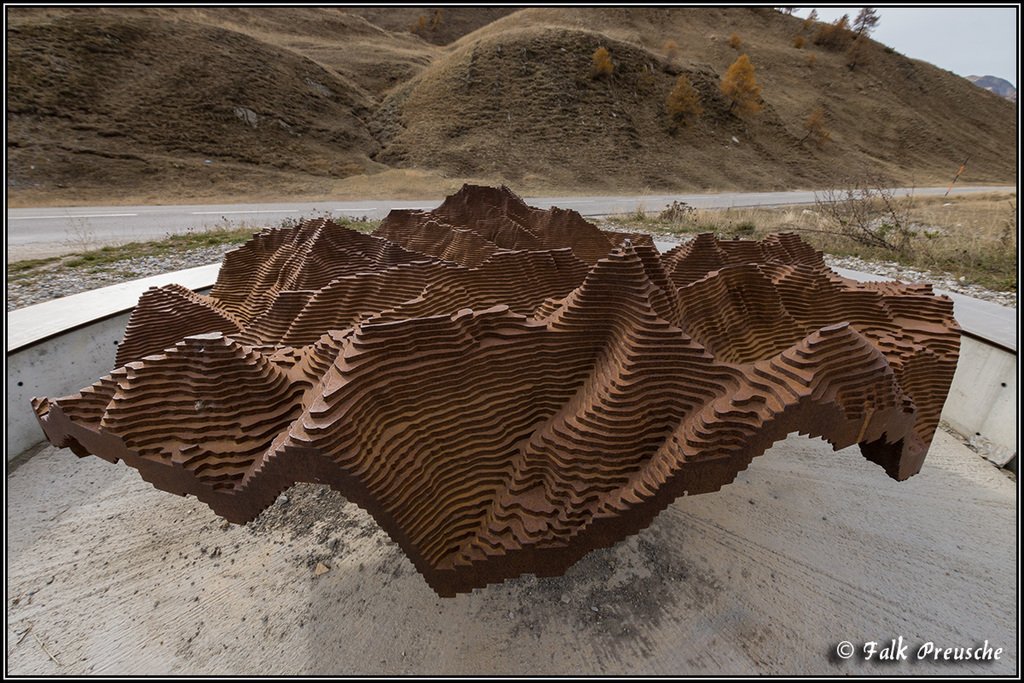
[793,6,1019,87]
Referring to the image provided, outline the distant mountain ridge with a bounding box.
[966,75,1017,102]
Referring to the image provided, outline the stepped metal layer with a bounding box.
[33,184,961,596]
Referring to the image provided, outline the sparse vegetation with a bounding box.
[665,74,703,126]
[8,257,60,273]
[807,52,817,68]
[662,39,679,64]
[5,7,1016,206]
[814,14,853,51]
[846,35,871,71]
[793,35,804,49]
[8,216,381,284]
[801,106,830,148]
[599,190,1018,292]
[589,46,614,79]
[720,54,763,117]
[802,9,819,30]
[658,200,695,223]
[729,33,742,49]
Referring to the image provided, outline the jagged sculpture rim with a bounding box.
[33,185,961,596]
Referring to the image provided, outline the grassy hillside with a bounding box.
[5,7,1016,206]
[374,7,1016,193]
[6,8,396,204]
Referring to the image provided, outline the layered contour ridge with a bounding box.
[33,184,961,596]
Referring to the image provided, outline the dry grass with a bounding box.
[602,190,1018,291]
[6,8,1015,206]
[7,215,380,283]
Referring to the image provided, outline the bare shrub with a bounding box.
[659,200,695,222]
[812,176,917,255]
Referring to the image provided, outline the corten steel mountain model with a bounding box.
[33,185,961,597]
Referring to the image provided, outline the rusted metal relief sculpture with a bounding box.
[33,185,961,596]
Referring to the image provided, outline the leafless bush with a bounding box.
[812,176,917,255]
[62,214,97,253]
[659,200,695,222]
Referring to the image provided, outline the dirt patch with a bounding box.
[240,478,720,666]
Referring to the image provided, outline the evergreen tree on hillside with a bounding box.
[846,34,871,71]
[801,106,831,148]
[853,8,880,37]
[666,74,703,125]
[720,55,763,117]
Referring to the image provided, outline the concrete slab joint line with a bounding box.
[32,184,963,597]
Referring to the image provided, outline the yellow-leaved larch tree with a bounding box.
[720,54,763,116]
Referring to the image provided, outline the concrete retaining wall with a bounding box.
[7,264,218,458]
[8,309,132,455]
[943,335,1018,469]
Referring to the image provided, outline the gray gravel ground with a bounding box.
[822,254,1017,308]
[5,238,1016,312]
[6,244,238,311]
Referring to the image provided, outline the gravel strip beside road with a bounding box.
[6,241,1016,312]
[823,254,1017,308]
[6,244,238,312]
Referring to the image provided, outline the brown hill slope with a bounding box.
[345,7,520,47]
[5,8,417,202]
[373,7,1017,193]
[5,7,1017,206]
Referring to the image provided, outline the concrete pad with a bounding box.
[5,430,1016,675]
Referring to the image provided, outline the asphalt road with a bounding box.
[6,186,1013,251]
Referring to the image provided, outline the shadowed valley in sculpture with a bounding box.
[33,185,961,596]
